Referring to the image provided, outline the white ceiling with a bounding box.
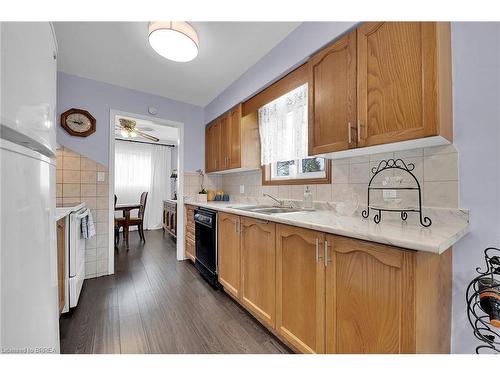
[114,115,178,145]
[53,22,300,107]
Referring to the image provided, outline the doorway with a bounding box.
[108,110,185,274]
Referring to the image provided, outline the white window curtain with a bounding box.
[115,141,171,230]
[258,83,308,165]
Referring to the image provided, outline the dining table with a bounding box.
[115,202,141,249]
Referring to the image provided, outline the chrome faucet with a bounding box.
[263,193,285,207]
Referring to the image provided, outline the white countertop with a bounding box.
[186,201,469,254]
[55,203,86,221]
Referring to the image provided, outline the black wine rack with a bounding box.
[466,247,500,354]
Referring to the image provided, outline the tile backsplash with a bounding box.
[218,144,460,209]
[183,171,222,197]
[56,147,109,279]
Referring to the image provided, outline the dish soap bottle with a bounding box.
[303,186,313,210]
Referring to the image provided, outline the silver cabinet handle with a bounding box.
[234,219,238,233]
[315,238,320,263]
[348,122,352,144]
[324,240,329,267]
[357,120,361,143]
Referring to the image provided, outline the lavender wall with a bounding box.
[204,22,358,122]
[450,22,500,353]
[56,72,204,171]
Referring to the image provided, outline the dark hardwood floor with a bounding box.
[59,229,291,354]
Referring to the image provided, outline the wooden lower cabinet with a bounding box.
[240,217,276,329]
[184,205,196,262]
[217,213,241,299]
[163,200,177,239]
[325,235,415,353]
[275,224,326,354]
[216,214,452,354]
[56,217,66,314]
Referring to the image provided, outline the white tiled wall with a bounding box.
[219,144,460,209]
[56,147,110,279]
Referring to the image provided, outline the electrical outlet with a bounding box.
[239,185,245,194]
[97,171,105,182]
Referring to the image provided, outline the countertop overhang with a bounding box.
[55,203,86,221]
[185,201,469,254]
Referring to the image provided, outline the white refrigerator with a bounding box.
[0,22,60,353]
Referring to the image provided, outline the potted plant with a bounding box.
[196,169,208,203]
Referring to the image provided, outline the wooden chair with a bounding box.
[115,192,148,243]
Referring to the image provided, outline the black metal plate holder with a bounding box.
[466,247,500,354]
[361,158,432,227]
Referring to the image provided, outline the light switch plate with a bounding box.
[97,172,105,182]
[239,185,245,194]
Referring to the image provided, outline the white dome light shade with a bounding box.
[148,22,199,62]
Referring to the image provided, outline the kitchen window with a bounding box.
[258,81,330,185]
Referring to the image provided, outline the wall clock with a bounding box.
[60,108,96,137]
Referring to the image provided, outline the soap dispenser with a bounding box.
[303,186,314,210]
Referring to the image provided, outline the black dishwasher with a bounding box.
[194,207,218,288]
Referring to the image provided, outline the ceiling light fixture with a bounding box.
[148,22,199,62]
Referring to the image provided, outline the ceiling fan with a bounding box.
[116,118,160,142]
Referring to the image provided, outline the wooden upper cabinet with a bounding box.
[205,103,259,173]
[308,22,452,156]
[219,114,231,170]
[219,105,242,171]
[228,105,242,169]
[276,224,325,354]
[240,217,276,329]
[325,235,416,354]
[309,31,357,154]
[357,22,452,147]
[217,212,241,299]
[205,122,213,172]
[205,119,221,173]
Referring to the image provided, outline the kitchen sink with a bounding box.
[232,205,303,215]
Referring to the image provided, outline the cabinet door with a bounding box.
[325,235,415,353]
[228,105,242,169]
[212,120,221,171]
[185,205,196,261]
[220,114,231,170]
[57,218,65,314]
[205,124,213,172]
[240,217,275,328]
[217,213,241,299]
[276,224,325,353]
[205,120,221,172]
[357,22,438,147]
[308,31,357,155]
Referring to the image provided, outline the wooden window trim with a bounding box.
[242,63,308,117]
[241,62,330,186]
[261,161,331,186]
